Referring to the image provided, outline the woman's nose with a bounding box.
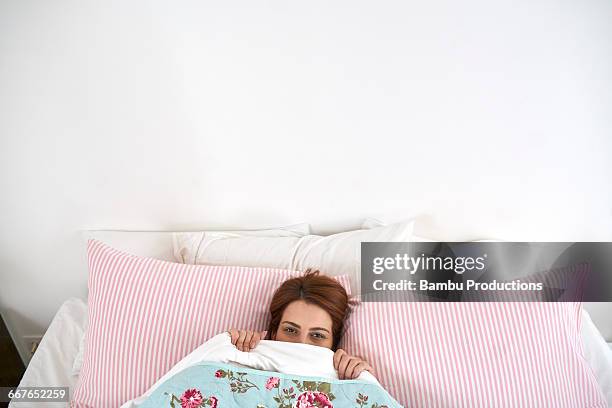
[287,334,308,344]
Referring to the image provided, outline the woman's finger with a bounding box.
[337,354,353,380]
[350,361,371,379]
[248,331,259,350]
[244,331,255,351]
[345,358,362,379]
[333,349,346,371]
[236,330,247,351]
[228,329,239,345]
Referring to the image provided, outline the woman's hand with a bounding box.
[227,329,267,352]
[333,349,374,380]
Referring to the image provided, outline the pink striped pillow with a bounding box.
[71,240,351,408]
[341,302,606,408]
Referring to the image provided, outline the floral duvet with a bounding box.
[138,361,401,408]
[119,333,402,408]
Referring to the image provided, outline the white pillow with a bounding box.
[174,220,415,295]
[292,221,414,292]
[81,224,310,261]
[173,234,301,268]
[362,217,435,242]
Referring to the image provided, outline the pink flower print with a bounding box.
[294,390,333,408]
[214,369,225,378]
[208,396,218,408]
[265,376,280,390]
[180,388,203,408]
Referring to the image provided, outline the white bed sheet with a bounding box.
[9,297,86,408]
[582,308,612,404]
[10,298,612,407]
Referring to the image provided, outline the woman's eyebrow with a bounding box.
[281,321,301,328]
[309,327,330,333]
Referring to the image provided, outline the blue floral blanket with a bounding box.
[138,361,402,408]
[119,333,402,408]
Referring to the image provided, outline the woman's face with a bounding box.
[272,300,333,349]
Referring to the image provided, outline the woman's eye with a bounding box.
[284,327,297,334]
[310,332,326,339]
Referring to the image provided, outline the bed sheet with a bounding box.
[582,307,612,404]
[10,298,612,407]
[9,297,85,408]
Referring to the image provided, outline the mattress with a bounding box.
[10,297,612,407]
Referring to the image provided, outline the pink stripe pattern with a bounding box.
[71,240,351,408]
[341,301,606,407]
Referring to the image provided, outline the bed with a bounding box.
[10,296,612,407]
[10,225,612,407]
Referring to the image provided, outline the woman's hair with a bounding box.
[265,269,349,350]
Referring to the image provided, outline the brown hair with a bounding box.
[265,269,349,350]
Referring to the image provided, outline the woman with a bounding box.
[227,269,374,380]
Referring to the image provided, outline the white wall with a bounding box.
[1,0,611,363]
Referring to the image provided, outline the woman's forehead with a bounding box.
[280,300,333,328]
